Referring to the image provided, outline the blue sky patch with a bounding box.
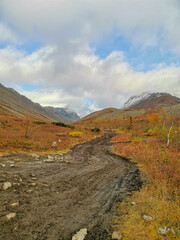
[20,83,41,92]
[92,34,180,72]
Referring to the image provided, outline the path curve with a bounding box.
[0,131,142,240]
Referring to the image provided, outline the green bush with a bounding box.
[33,121,46,125]
[91,127,100,132]
[51,121,75,129]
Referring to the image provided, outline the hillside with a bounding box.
[123,92,180,110]
[0,83,79,122]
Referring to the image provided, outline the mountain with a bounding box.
[123,92,180,109]
[44,105,80,122]
[0,83,79,122]
[79,92,180,124]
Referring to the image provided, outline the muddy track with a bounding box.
[0,131,142,240]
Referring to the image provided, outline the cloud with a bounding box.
[0,46,179,116]
[0,0,180,116]
[0,23,17,43]
[1,0,180,50]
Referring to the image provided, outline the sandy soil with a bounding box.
[0,131,142,240]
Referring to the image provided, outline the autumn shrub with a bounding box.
[69,131,83,137]
[132,136,143,143]
[112,137,180,239]
[57,132,68,136]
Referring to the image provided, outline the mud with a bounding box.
[0,131,142,240]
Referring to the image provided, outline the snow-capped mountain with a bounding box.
[123,92,180,109]
[45,105,80,122]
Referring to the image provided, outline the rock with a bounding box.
[32,177,37,180]
[131,202,136,205]
[30,183,36,186]
[32,153,39,159]
[10,164,15,168]
[44,159,54,163]
[30,173,36,177]
[48,155,53,159]
[143,215,152,221]
[52,141,57,147]
[1,163,6,167]
[112,231,123,239]
[3,182,12,190]
[58,138,62,143]
[72,228,87,240]
[157,227,170,236]
[10,202,19,208]
[6,212,16,220]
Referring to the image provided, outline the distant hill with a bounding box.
[79,92,180,123]
[0,83,80,122]
[123,92,180,110]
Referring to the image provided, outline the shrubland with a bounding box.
[0,115,101,155]
[0,109,179,239]
[80,109,180,239]
[110,110,180,239]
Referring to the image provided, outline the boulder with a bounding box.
[72,228,87,240]
[143,215,152,221]
[158,227,170,236]
[112,231,122,239]
[6,212,16,220]
[3,182,12,190]
[52,141,57,147]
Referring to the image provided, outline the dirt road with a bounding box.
[0,131,142,240]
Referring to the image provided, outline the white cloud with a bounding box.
[0,0,180,116]
[0,46,179,116]
[1,0,180,51]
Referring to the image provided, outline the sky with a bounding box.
[0,0,180,116]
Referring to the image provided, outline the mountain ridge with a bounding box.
[123,92,180,109]
[0,83,80,123]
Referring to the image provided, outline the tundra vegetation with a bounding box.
[78,109,180,239]
[0,109,179,239]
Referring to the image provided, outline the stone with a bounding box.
[44,159,54,163]
[1,163,6,167]
[58,138,62,143]
[32,153,39,158]
[10,164,15,168]
[131,202,136,205]
[143,215,152,221]
[3,182,12,190]
[112,231,123,239]
[10,202,19,208]
[30,183,36,186]
[6,212,16,220]
[72,228,87,240]
[52,141,57,147]
[30,173,36,177]
[157,227,170,236]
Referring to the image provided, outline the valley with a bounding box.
[0,131,142,240]
[0,85,179,240]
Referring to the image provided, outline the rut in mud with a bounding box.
[0,131,142,240]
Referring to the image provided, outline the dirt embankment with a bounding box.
[0,131,142,240]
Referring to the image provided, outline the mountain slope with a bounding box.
[123,92,180,109]
[45,106,80,122]
[0,83,79,122]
